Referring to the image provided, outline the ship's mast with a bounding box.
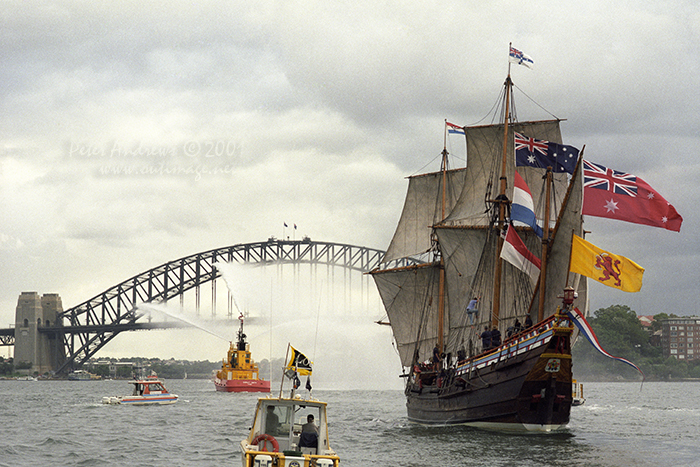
[437,124,449,354]
[492,73,513,328]
[538,168,553,321]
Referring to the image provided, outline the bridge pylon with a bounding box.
[14,292,66,375]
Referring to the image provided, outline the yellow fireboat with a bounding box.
[213,314,270,393]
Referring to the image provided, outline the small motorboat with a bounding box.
[102,375,178,405]
[572,379,586,406]
[239,345,339,467]
[16,375,38,381]
[68,369,97,380]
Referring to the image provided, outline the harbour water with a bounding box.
[1,380,698,466]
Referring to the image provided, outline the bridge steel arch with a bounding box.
[49,239,397,375]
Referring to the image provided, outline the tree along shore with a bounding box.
[0,356,290,380]
[573,305,699,381]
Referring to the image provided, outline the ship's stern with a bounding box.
[516,307,574,431]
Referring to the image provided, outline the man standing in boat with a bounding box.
[265,405,281,435]
[302,414,318,434]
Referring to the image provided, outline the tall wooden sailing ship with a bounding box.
[371,66,588,431]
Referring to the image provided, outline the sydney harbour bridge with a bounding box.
[0,238,418,376]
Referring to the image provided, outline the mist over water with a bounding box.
[137,302,231,342]
[213,261,245,316]
[96,260,403,390]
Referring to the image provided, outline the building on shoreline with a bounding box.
[661,317,700,360]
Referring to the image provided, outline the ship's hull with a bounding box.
[406,318,573,432]
[214,377,271,393]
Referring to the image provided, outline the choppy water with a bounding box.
[0,380,699,466]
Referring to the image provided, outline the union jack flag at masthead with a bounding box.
[509,46,534,68]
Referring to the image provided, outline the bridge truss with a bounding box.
[42,238,396,374]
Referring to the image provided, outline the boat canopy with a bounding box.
[247,398,333,456]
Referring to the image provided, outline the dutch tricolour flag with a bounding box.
[446,121,465,135]
[511,171,543,238]
[500,225,541,282]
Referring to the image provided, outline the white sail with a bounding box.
[442,121,567,228]
[372,263,443,367]
[382,168,466,264]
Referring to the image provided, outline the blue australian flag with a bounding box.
[514,132,579,175]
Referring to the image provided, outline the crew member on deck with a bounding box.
[525,314,533,329]
[513,318,522,334]
[481,326,491,351]
[508,318,522,337]
[491,327,502,347]
[432,345,441,369]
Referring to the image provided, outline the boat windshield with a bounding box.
[264,405,291,436]
[261,402,324,452]
[148,382,165,392]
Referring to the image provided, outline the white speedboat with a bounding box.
[102,375,178,405]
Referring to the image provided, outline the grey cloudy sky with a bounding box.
[1,2,698,383]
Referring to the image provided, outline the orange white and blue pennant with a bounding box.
[446,121,465,135]
[567,307,645,380]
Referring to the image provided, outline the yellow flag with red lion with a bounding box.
[570,235,644,293]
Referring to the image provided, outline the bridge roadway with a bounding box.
[1,238,416,375]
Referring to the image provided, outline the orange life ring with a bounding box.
[251,433,279,453]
